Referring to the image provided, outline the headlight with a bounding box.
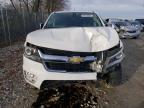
[24,43,41,62]
[25,47,37,56]
[107,42,121,57]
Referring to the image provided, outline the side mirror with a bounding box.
[105,19,109,23]
[40,23,44,29]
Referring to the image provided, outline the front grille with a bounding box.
[39,46,102,72]
[45,61,94,72]
[38,47,99,72]
[27,43,105,72]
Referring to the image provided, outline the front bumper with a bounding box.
[23,56,97,89]
[121,31,140,38]
[23,47,124,89]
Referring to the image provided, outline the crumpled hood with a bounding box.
[26,27,119,52]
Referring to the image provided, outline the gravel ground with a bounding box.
[0,43,39,108]
[32,83,109,108]
[0,43,109,108]
[107,33,144,108]
[0,33,144,108]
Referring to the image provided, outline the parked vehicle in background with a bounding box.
[135,19,144,32]
[23,11,124,89]
[128,20,143,31]
[110,21,140,38]
[105,19,121,33]
[106,18,123,22]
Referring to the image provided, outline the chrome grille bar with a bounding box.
[38,50,97,62]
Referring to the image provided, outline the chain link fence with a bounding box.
[0,8,48,47]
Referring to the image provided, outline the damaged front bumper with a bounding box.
[23,56,97,89]
[23,44,124,89]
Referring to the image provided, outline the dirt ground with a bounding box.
[107,33,144,108]
[0,33,144,108]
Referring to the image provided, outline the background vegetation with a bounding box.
[0,0,69,47]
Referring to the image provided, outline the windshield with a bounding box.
[131,22,140,26]
[44,12,103,28]
[136,19,144,24]
[113,21,130,26]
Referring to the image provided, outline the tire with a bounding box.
[107,64,123,86]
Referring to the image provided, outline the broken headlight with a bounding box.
[107,42,122,57]
[24,43,41,62]
[90,52,106,73]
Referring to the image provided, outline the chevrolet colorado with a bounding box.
[23,11,124,89]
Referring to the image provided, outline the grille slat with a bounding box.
[45,61,94,72]
[39,47,97,57]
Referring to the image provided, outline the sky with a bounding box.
[69,0,144,19]
[0,0,144,19]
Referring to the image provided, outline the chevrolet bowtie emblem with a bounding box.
[69,56,84,64]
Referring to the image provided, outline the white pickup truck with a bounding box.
[23,11,124,89]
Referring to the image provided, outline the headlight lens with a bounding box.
[25,47,37,56]
[24,44,41,62]
[107,42,121,57]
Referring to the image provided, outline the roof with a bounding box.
[54,11,96,14]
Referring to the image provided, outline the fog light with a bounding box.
[24,71,37,83]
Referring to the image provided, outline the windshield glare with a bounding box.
[44,12,103,28]
[131,22,140,26]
